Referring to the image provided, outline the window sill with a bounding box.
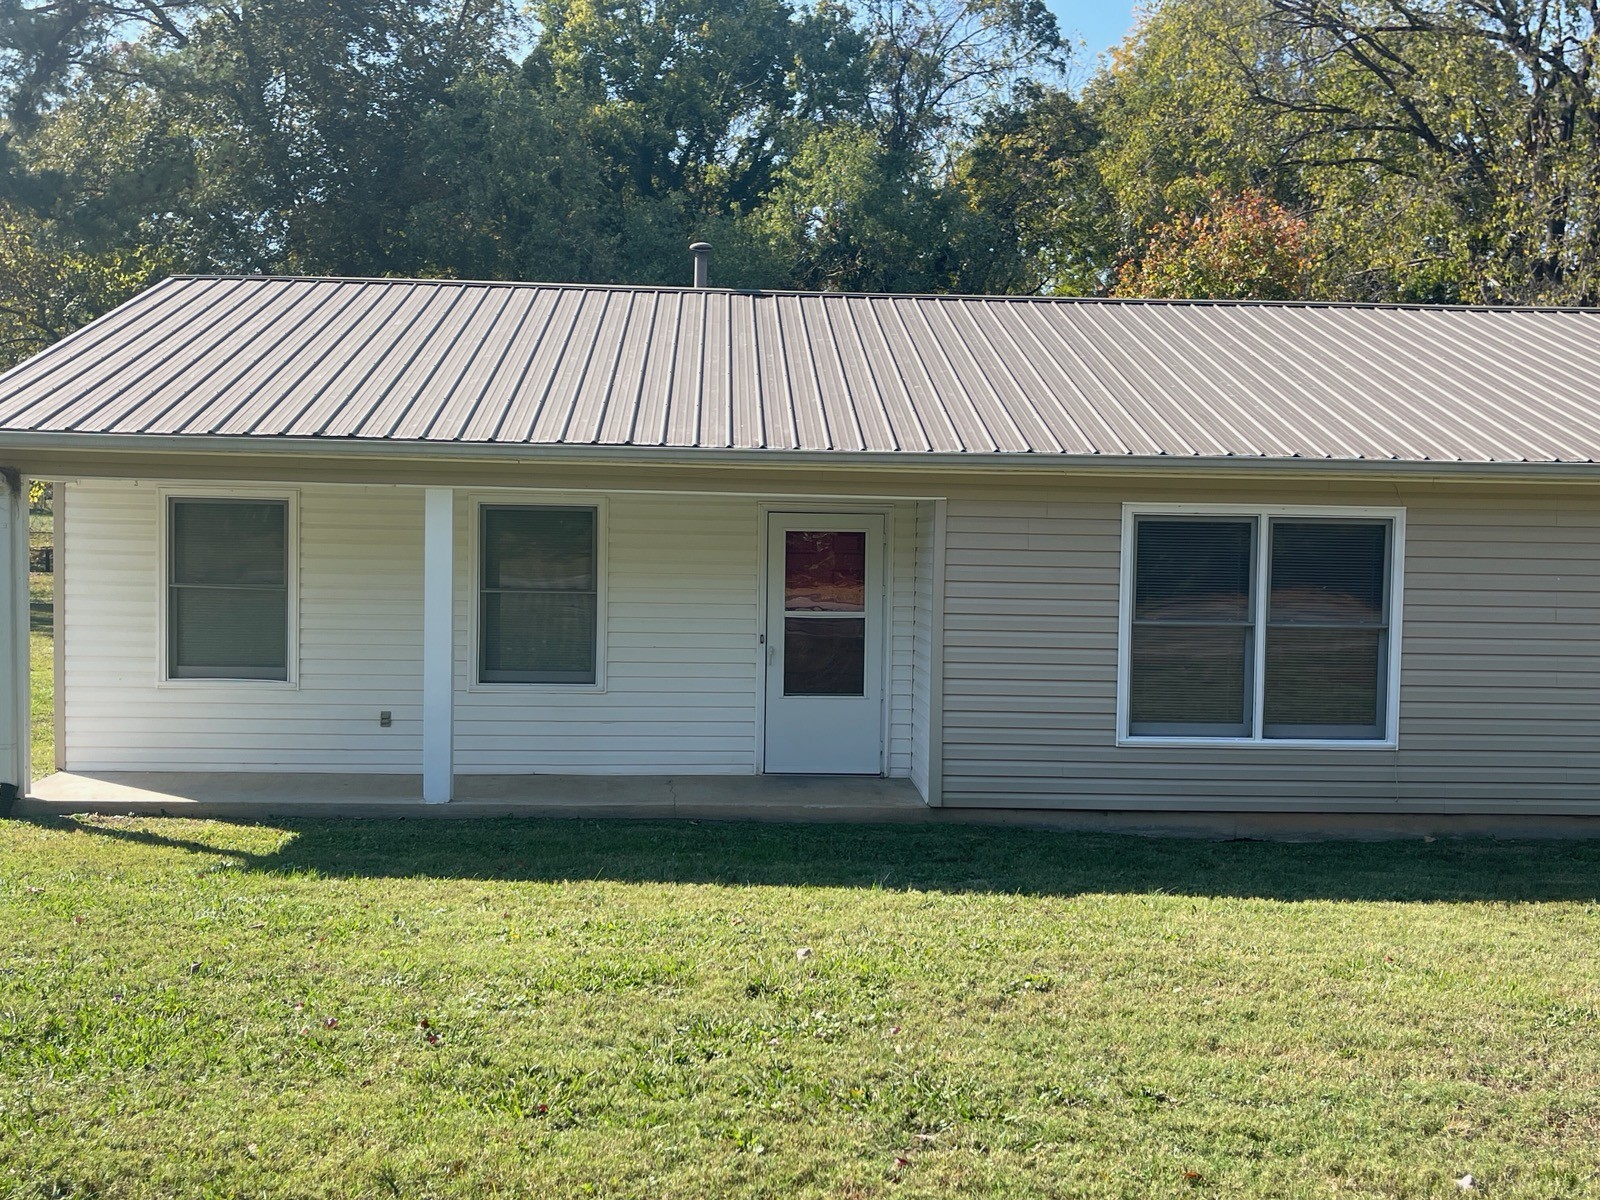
[1117,736,1397,751]
[466,682,608,696]
[156,677,300,691]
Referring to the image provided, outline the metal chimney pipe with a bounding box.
[689,241,712,288]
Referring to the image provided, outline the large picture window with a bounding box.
[1121,507,1401,744]
[479,505,599,684]
[167,497,290,681]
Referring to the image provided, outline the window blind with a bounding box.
[1129,519,1255,736]
[1263,521,1388,738]
[1127,514,1392,742]
[167,498,289,680]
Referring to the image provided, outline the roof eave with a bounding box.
[0,429,1596,482]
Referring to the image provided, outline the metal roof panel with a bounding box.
[5,275,1600,467]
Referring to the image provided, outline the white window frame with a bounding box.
[157,486,300,689]
[467,494,608,693]
[1116,502,1405,749]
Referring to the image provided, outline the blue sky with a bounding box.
[1048,1,1141,67]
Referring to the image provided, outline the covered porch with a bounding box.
[19,466,948,810]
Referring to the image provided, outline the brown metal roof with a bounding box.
[3,273,1600,465]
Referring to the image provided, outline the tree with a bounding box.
[4,0,519,274]
[1257,0,1600,303]
[0,200,171,369]
[856,0,1065,160]
[1092,0,1600,304]
[1113,187,1312,300]
[949,83,1110,294]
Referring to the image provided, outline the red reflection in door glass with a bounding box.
[785,531,866,611]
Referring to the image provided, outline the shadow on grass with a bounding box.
[24,814,1600,902]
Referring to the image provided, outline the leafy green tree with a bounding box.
[0,200,171,369]
[523,0,836,218]
[1093,0,1600,304]
[5,0,518,274]
[949,83,1110,294]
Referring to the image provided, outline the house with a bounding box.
[2,265,1600,828]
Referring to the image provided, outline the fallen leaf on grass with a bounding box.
[796,947,813,961]
[322,1017,339,1030]
[1456,1175,1477,1192]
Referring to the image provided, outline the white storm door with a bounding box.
[763,513,885,775]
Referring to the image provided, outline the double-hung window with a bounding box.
[1121,507,1401,744]
[166,497,291,681]
[479,504,599,684]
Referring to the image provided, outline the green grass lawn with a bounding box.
[29,569,52,781]
[2,819,1599,1198]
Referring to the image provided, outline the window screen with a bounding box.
[167,498,289,680]
[480,505,598,684]
[1127,513,1393,742]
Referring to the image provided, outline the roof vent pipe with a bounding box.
[689,241,712,288]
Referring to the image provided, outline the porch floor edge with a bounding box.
[18,771,931,823]
[17,773,1600,839]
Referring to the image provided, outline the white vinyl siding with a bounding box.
[452,493,759,774]
[452,495,921,777]
[909,501,936,800]
[939,487,1600,814]
[63,483,926,779]
[64,480,424,771]
[888,503,916,778]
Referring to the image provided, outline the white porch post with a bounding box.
[0,472,27,806]
[421,487,455,804]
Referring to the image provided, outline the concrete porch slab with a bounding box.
[19,773,1600,840]
[18,771,931,822]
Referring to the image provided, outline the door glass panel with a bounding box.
[784,617,865,695]
[785,531,866,612]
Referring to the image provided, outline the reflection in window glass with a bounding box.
[785,531,866,611]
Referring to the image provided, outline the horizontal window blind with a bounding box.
[480,505,598,684]
[1129,519,1254,737]
[1263,520,1389,739]
[167,498,289,680]
[1127,513,1394,742]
